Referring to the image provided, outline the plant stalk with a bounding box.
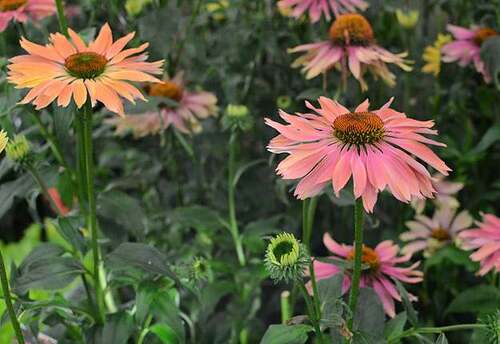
[26,163,62,217]
[347,198,364,333]
[0,250,25,344]
[388,324,486,343]
[54,0,68,36]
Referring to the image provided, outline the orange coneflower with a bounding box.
[7,23,163,116]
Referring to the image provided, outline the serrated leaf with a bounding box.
[97,190,146,237]
[384,312,407,341]
[353,288,385,344]
[260,324,312,344]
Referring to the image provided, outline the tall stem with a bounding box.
[81,104,105,323]
[0,250,25,344]
[347,198,364,332]
[228,131,246,266]
[54,0,68,36]
[26,163,62,217]
[298,283,323,343]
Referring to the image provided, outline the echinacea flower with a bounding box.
[5,134,31,163]
[265,97,450,213]
[441,24,498,82]
[411,173,463,214]
[7,23,163,116]
[458,213,500,276]
[401,203,473,256]
[309,233,423,317]
[265,232,309,283]
[107,72,217,137]
[422,34,452,76]
[0,129,7,153]
[277,0,368,23]
[0,0,55,32]
[289,13,411,90]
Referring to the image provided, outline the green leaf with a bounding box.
[149,323,179,343]
[170,205,224,232]
[353,288,385,344]
[97,190,147,237]
[0,173,35,219]
[259,324,312,344]
[435,333,448,344]
[317,274,345,328]
[101,313,134,344]
[384,312,407,341]
[152,292,185,344]
[480,36,500,88]
[471,124,500,154]
[445,285,500,315]
[106,242,178,281]
[424,245,477,272]
[395,280,418,327]
[55,217,87,254]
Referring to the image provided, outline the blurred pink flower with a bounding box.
[289,13,411,90]
[309,233,423,317]
[0,0,55,32]
[277,0,368,23]
[411,174,464,213]
[265,97,450,213]
[458,213,500,276]
[441,24,498,83]
[401,204,473,256]
[108,72,218,137]
[47,187,71,216]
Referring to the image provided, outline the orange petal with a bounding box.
[105,32,135,59]
[94,80,124,116]
[108,43,148,65]
[20,37,64,63]
[50,33,76,58]
[68,28,87,52]
[72,79,88,108]
[89,23,113,55]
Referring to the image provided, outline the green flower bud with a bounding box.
[222,104,253,131]
[265,232,309,283]
[276,95,292,109]
[395,9,419,29]
[190,257,210,282]
[6,135,31,164]
[483,310,500,344]
[0,130,8,153]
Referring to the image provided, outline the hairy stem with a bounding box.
[54,0,68,36]
[347,198,364,333]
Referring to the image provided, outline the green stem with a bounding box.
[280,290,291,324]
[298,283,323,342]
[228,131,246,266]
[388,324,486,343]
[75,113,88,214]
[26,163,62,217]
[81,104,105,324]
[54,0,68,36]
[0,250,25,344]
[347,198,364,333]
[309,260,327,344]
[136,314,153,344]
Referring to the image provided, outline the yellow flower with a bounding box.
[125,0,153,16]
[0,130,8,153]
[206,0,229,21]
[422,34,452,76]
[395,9,419,29]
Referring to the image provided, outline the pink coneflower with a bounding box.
[277,0,368,23]
[265,97,450,213]
[401,203,473,256]
[411,174,464,213]
[7,23,163,116]
[289,13,411,90]
[309,233,423,317]
[0,0,55,32]
[458,213,500,276]
[441,24,498,83]
[107,72,218,137]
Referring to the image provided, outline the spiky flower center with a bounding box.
[329,13,374,46]
[146,81,184,102]
[64,52,107,79]
[474,28,498,46]
[268,233,300,267]
[333,112,385,146]
[347,245,380,272]
[0,0,27,11]
[431,227,450,241]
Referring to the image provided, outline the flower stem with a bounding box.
[227,131,246,267]
[298,283,323,343]
[302,197,318,250]
[280,291,291,324]
[0,250,25,344]
[54,0,68,36]
[81,104,105,324]
[25,163,62,217]
[347,198,364,332]
[388,324,486,343]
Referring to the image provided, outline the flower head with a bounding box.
[289,13,411,90]
[442,24,498,82]
[265,232,309,283]
[107,72,218,137]
[0,129,8,153]
[222,104,253,131]
[277,0,368,23]
[395,9,419,29]
[266,97,450,213]
[422,34,452,76]
[458,213,500,276]
[310,233,423,317]
[6,134,31,163]
[8,23,164,116]
[401,203,473,256]
[0,0,55,32]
